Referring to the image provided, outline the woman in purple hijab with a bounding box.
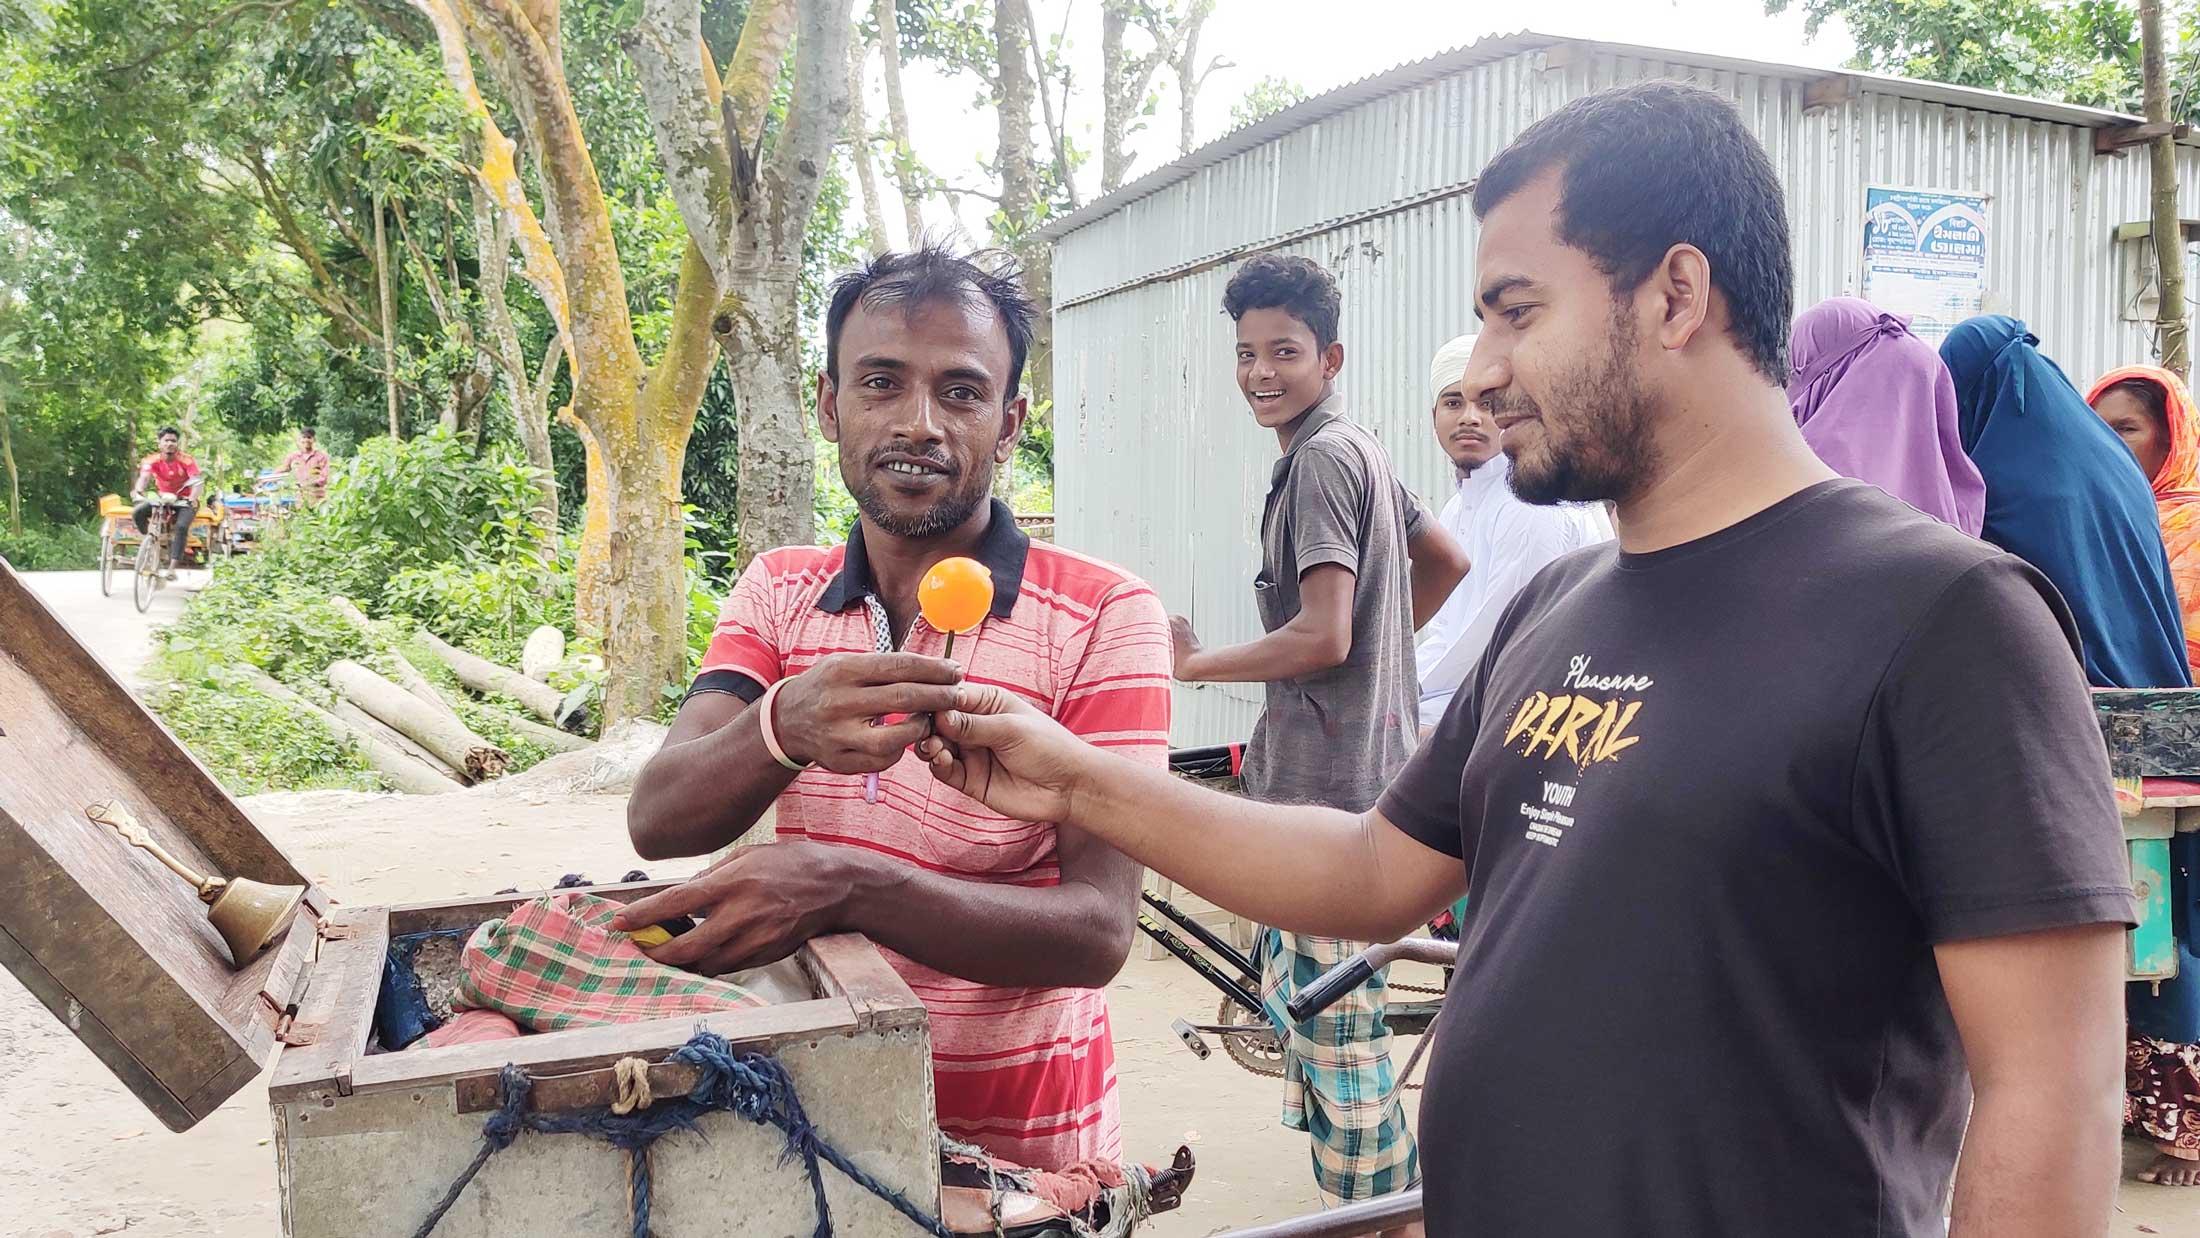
[1787,297,1986,535]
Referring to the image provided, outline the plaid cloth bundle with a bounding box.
[457,891,766,1032]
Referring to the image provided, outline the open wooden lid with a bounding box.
[0,561,328,1131]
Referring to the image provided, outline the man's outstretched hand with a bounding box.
[611,841,863,975]
[919,684,1095,826]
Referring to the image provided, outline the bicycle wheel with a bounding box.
[99,528,116,596]
[133,528,160,613]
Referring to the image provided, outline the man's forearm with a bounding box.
[628,705,796,859]
[1410,553,1466,629]
[1062,754,1429,940]
[1948,1084,2121,1238]
[1183,622,1346,683]
[837,857,1132,989]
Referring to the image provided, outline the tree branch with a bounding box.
[759,0,853,261]
[100,0,297,78]
[623,0,737,286]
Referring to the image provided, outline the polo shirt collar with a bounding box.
[817,497,1028,619]
[1270,392,1345,485]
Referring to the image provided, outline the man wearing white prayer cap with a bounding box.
[1414,333,1614,729]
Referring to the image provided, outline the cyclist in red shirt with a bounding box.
[131,426,204,575]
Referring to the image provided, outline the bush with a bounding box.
[0,522,101,571]
[150,670,382,796]
[386,555,577,667]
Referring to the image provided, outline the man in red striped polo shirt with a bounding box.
[619,246,1171,1169]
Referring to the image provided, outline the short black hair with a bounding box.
[157,426,180,440]
[1473,81,1794,384]
[300,426,317,438]
[824,244,1036,400]
[1222,253,1342,350]
[2106,377,2170,430]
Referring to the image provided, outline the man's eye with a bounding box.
[861,375,894,390]
[946,387,981,402]
[1276,348,1296,359]
[1503,305,1534,325]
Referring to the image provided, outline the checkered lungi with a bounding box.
[1258,928,1420,1203]
[457,891,767,1031]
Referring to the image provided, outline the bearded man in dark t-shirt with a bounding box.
[918,81,2135,1238]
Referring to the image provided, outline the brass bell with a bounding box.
[88,802,307,967]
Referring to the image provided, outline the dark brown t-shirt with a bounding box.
[1380,480,2134,1238]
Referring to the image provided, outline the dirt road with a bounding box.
[3,570,2191,1237]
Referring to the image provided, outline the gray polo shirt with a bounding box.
[1240,395,1430,813]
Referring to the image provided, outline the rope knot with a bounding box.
[611,1056,654,1115]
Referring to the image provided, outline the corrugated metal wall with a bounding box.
[1054,45,2200,746]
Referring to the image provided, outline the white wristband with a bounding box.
[757,678,811,772]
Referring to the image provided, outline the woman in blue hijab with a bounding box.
[1945,316,2200,1186]
[1940,315,2191,690]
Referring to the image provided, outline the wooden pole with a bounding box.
[2139,0,2190,380]
[475,702,595,754]
[326,596,468,722]
[235,665,461,795]
[415,630,567,726]
[329,659,508,780]
[374,192,402,439]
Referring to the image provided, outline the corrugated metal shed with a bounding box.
[1050,30,2200,746]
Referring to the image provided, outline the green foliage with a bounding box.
[159,562,383,687]
[285,429,546,606]
[149,671,381,797]
[386,555,577,667]
[1771,0,2200,121]
[0,519,98,569]
[1230,75,1308,129]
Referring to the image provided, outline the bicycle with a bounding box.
[131,495,195,613]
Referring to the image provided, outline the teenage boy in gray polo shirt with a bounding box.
[1170,253,1469,1213]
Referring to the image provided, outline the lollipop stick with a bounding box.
[944,631,958,660]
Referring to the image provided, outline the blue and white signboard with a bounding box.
[1860,187,1991,341]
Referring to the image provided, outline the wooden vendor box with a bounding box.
[0,561,942,1237]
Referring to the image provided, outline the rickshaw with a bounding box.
[215,469,299,557]
[97,492,222,610]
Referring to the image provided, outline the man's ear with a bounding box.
[1323,340,1346,381]
[995,395,1028,465]
[817,373,841,443]
[1647,243,1713,354]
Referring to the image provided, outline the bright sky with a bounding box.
[871,0,1859,243]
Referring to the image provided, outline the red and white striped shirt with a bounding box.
[694,504,1172,1167]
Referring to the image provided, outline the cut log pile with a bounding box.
[276,599,599,794]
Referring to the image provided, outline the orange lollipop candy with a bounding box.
[920,556,995,638]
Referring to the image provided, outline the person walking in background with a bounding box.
[280,427,331,505]
[1786,297,1984,535]
[1169,253,1466,1220]
[2085,362,2200,1186]
[1940,317,2190,691]
[1415,332,1611,732]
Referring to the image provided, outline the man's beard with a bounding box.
[1500,304,1660,506]
[852,449,994,539]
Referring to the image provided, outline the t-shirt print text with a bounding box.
[1501,655,1655,848]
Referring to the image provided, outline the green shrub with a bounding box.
[0,522,102,571]
[386,556,577,667]
[151,671,382,796]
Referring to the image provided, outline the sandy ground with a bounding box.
[4,570,2195,1237]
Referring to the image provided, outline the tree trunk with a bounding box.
[1099,1,1130,193]
[993,0,1051,410]
[373,193,402,439]
[0,394,18,537]
[722,273,815,564]
[329,658,509,780]
[331,698,470,785]
[238,664,463,794]
[416,629,569,724]
[874,0,925,245]
[1172,0,1215,157]
[567,410,612,639]
[848,33,891,255]
[2140,0,2191,381]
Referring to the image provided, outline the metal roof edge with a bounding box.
[1036,30,2191,244]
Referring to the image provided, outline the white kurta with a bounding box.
[1414,455,1615,727]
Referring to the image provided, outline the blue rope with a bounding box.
[410,1030,952,1238]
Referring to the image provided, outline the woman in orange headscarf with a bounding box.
[2087,363,2200,1186]
[2091,366,2200,671]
